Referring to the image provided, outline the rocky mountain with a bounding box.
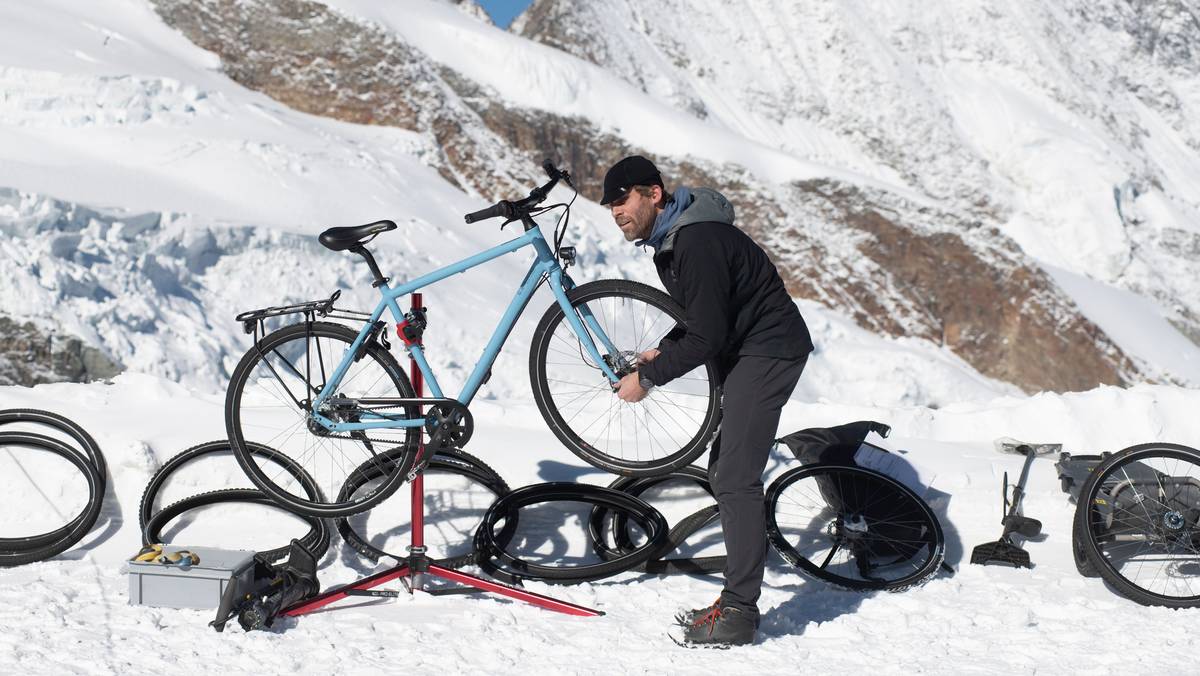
[2,0,1196,396]
[137,0,1187,393]
[513,0,1200,374]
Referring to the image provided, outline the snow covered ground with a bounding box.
[2,375,1199,674]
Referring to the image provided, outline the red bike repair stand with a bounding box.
[282,293,603,619]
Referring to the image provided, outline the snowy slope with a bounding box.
[0,0,1029,402]
[509,0,1200,383]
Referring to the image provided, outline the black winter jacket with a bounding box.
[638,188,814,387]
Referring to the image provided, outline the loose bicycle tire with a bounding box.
[475,482,669,585]
[225,321,421,518]
[529,280,722,477]
[0,409,107,490]
[142,488,330,563]
[589,465,725,573]
[1074,442,1200,608]
[336,447,511,569]
[139,440,324,532]
[641,504,725,575]
[0,431,104,567]
[766,464,945,592]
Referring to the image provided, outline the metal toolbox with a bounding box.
[126,546,257,609]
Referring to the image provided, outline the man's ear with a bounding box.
[653,184,666,208]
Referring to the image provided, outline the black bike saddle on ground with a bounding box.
[318,220,397,251]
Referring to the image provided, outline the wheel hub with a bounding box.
[603,350,640,378]
[844,514,869,536]
[1164,510,1185,531]
[305,394,359,437]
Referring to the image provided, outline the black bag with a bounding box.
[211,540,320,632]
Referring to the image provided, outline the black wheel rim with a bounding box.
[768,465,943,591]
[1081,445,1200,604]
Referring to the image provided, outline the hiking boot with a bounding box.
[678,605,756,648]
[674,598,760,629]
[673,598,721,627]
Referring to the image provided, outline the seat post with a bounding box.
[350,245,390,287]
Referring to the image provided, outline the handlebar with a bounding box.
[463,159,574,224]
[464,200,515,224]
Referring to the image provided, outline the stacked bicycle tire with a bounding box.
[326,447,724,585]
[0,409,107,567]
[139,440,333,562]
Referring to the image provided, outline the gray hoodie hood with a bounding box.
[656,187,736,256]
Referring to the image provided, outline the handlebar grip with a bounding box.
[464,200,513,224]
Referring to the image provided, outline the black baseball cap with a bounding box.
[600,155,663,205]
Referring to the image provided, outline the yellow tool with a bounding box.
[132,544,200,566]
[133,544,163,563]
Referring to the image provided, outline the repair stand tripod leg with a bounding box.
[282,292,603,620]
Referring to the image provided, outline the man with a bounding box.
[604,155,814,647]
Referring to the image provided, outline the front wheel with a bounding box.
[529,279,721,476]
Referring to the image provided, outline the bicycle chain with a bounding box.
[314,401,416,446]
[310,402,462,481]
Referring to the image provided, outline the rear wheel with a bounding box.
[225,321,420,518]
[529,280,721,477]
[1075,443,1200,607]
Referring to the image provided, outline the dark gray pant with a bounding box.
[708,354,807,620]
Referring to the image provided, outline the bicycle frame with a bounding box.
[307,224,621,434]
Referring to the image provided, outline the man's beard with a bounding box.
[624,215,653,241]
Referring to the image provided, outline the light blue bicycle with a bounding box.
[225,162,722,517]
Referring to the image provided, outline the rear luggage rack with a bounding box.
[235,290,371,336]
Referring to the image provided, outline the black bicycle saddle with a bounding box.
[318,220,397,251]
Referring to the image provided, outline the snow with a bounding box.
[2,0,1200,671]
[3,374,1200,673]
[1042,264,1200,385]
[499,0,1200,384]
[315,0,923,198]
[0,0,1029,399]
[2,0,1197,392]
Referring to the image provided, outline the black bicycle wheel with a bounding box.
[766,464,944,592]
[529,280,721,477]
[336,448,511,569]
[1075,443,1200,607]
[225,321,421,518]
[1071,517,1099,578]
[475,482,669,584]
[0,432,104,567]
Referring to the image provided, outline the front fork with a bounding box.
[552,271,623,383]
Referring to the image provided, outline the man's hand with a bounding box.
[637,348,661,365]
[614,371,650,403]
